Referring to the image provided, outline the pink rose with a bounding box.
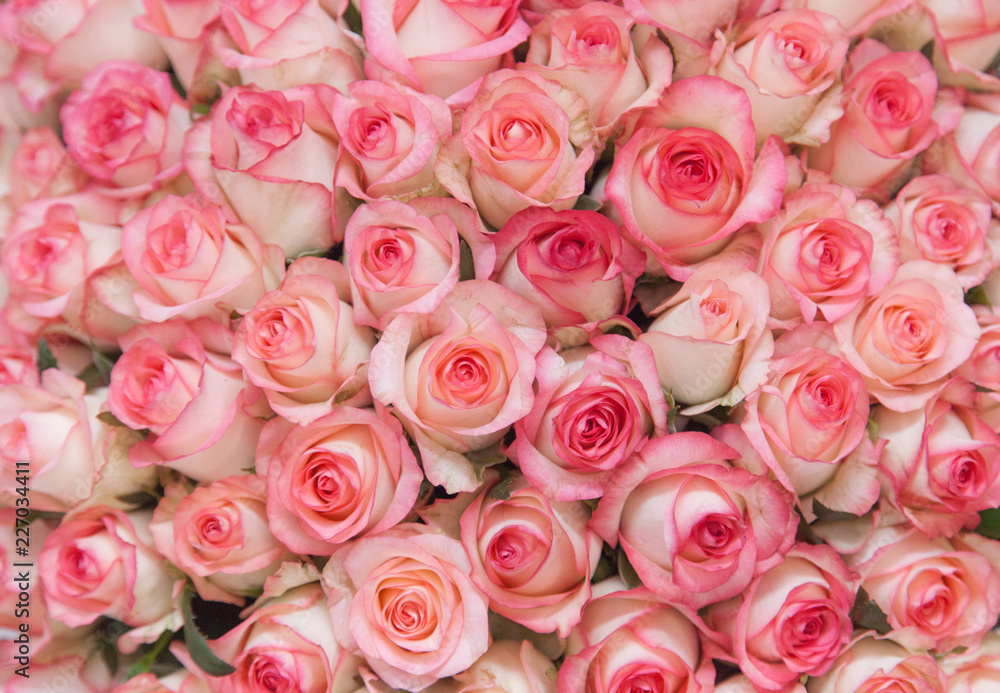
[875,378,1000,538]
[0,510,54,666]
[38,506,176,628]
[926,92,1000,207]
[921,0,1000,88]
[452,640,557,693]
[833,260,981,412]
[331,81,452,201]
[559,578,717,693]
[217,0,363,91]
[436,69,598,229]
[856,532,1000,652]
[809,40,962,195]
[885,174,1000,289]
[323,524,490,692]
[458,470,602,636]
[806,635,947,693]
[183,83,341,257]
[624,0,739,49]
[209,581,363,693]
[255,406,423,555]
[706,544,855,692]
[109,669,210,693]
[590,432,798,609]
[514,335,668,501]
[639,262,774,413]
[107,318,269,481]
[344,198,495,331]
[105,193,285,324]
[943,632,1000,691]
[369,280,546,493]
[61,61,190,194]
[361,0,530,99]
[151,475,295,604]
[8,126,88,207]
[710,9,849,147]
[3,632,119,692]
[605,75,786,278]
[490,207,646,330]
[956,305,1000,391]
[232,257,376,424]
[757,182,899,327]
[522,3,673,134]
[778,0,913,36]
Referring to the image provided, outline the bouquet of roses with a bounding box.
[5,0,1000,691]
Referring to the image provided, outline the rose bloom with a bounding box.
[875,378,1000,538]
[957,305,1000,391]
[740,323,880,515]
[559,578,717,693]
[109,669,210,693]
[779,0,912,36]
[209,582,363,693]
[857,531,1000,652]
[590,432,797,609]
[491,207,646,330]
[255,406,423,555]
[61,60,190,194]
[183,83,341,258]
[706,544,855,692]
[514,335,668,501]
[605,75,786,278]
[459,470,602,636]
[639,262,774,413]
[344,198,495,331]
[885,174,1000,290]
[323,524,490,692]
[0,510,54,666]
[8,127,88,207]
[710,9,849,147]
[3,631,120,693]
[833,260,980,412]
[38,506,176,628]
[927,92,1000,207]
[623,0,739,49]
[809,40,962,195]
[332,81,452,201]
[108,193,285,324]
[436,69,598,230]
[806,635,947,693]
[108,318,270,481]
[217,0,363,91]
[361,0,530,100]
[232,257,375,424]
[757,182,899,327]
[921,0,1000,89]
[369,280,546,493]
[522,2,673,134]
[452,640,557,693]
[943,632,1000,692]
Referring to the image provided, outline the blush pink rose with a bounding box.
[255,406,423,555]
[0,510,54,668]
[942,632,1000,691]
[710,9,849,147]
[217,0,363,91]
[778,0,913,36]
[344,198,495,330]
[921,0,1000,89]
[209,581,363,693]
[109,670,210,693]
[183,83,341,257]
[885,174,1000,289]
[809,40,962,195]
[832,260,981,412]
[8,126,88,207]
[107,318,270,481]
[605,75,786,278]
[368,280,546,493]
[590,432,798,609]
[926,92,1000,208]
[331,80,452,201]
[3,632,120,693]
[491,207,646,330]
[706,544,855,692]
[61,61,190,195]
[151,474,295,605]
[38,506,176,628]
[805,635,947,693]
[458,470,602,637]
[436,69,598,229]
[322,524,490,692]
[361,0,530,99]
[624,0,739,53]
[875,378,1000,538]
[639,262,774,413]
[522,3,673,134]
[232,257,376,424]
[452,640,557,693]
[514,335,668,501]
[757,182,899,327]
[956,305,1000,392]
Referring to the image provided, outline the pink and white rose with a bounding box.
[805,635,947,693]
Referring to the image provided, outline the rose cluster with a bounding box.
[4,0,1000,692]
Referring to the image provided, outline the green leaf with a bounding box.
[850,587,892,635]
[919,39,935,63]
[573,195,602,212]
[97,412,129,428]
[126,629,174,680]
[976,508,1000,540]
[966,284,992,308]
[867,409,880,445]
[92,350,117,384]
[617,548,643,590]
[181,590,236,677]
[36,338,57,373]
[191,103,212,116]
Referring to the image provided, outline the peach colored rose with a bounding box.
[452,640,557,693]
[232,257,376,424]
[255,406,423,555]
[806,635,947,693]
